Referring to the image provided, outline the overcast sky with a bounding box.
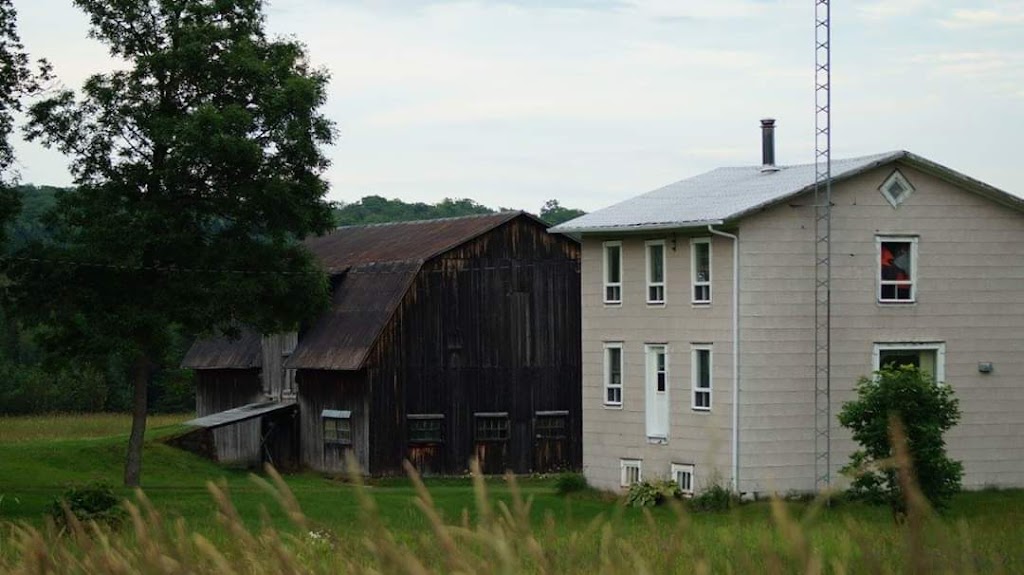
[10,0,1024,212]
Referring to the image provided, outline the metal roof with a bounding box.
[550,151,1024,234]
[304,211,526,271]
[180,328,262,369]
[183,400,296,429]
[284,262,420,370]
[189,213,547,371]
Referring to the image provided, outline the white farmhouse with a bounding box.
[550,121,1024,496]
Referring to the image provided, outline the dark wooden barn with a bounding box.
[181,212,581,475]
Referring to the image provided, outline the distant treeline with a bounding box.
[0,187,585,415]
[333,195,585,227]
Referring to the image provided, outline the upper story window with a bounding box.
[603,241,623,304]
[604,342,623,407]
[691,238,711,304]
[646,240,666,304]
[877,236,917,303]
[691,345,712,411]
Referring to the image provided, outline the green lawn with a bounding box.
[1,414,1023,573]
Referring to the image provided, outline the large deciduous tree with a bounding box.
[14,0,335,486]
[0,0,49,240]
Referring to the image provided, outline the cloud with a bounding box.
[855,0,927,20]
[938,3,1024,28]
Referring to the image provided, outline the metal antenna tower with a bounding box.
[813,0,832,492]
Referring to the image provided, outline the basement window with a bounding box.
[535,411,568,439]
[620,458,642,487]
[878,236,917,303]
[407,414,444,443]
[691,238,712,304]
[603,241,623,304]
[322,409,352,446]
[475,413,510,442]
[671,463,695,496]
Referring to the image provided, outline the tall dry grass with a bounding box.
[0,427,1014,574]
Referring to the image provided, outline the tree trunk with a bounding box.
[124,354,151,487]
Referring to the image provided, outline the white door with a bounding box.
[645,345,669,439]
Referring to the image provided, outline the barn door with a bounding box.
[406,414,446,475]
[533,411,569,472]
[474,413,509,474]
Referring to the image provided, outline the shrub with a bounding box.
[688,482,739,512]
[838,365,963,514]
[553,472,588,496]
[48,483,126,529]
[625,480,680,507]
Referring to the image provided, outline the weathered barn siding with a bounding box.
[364,217,582,475]
[261,332,298,397]
[295,370,370,473]
[195,370,264,465]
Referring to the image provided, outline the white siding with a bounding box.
[582,234,734,491]
[739,163,1024,493]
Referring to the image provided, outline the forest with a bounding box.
[0,186,584,414]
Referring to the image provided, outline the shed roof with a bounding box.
[550,151,1024,234]
[181,328,262,369]
[188,212,544,371]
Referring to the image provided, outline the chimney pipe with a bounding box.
[760,118,778,172]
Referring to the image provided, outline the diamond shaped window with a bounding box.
[880,169,915,208]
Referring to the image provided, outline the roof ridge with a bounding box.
[716,150,905,171]
[333,210,521,231]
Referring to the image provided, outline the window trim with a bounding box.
[603,342,624,408]
[534,410,569,440]
[645,239,667,305]
[474,412,511,442]
[872,342,946,384]
[879,168,916,208]
[322,409,353,446]
[620,458,642,487]
[691,344,713,411]
[876,235,918,304]
[603,241,623,305]
[671,463,695,496]
[691,237,712,304]
[407,413,445,444]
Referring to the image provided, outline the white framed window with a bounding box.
[877,236,918,303]
[645,240,666,304]
[879,169,915,208]
[671,463,695,496]
[691,238,711,304]
[620,458,642,487]
[603,342,623,407]
[603,241,623,304]
[872,342,946,384]
[691,345,712,411]
[645,344,669,439]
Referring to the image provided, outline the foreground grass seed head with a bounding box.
[0,432,1014,575]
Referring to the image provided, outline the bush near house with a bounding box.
[838,365,963,515]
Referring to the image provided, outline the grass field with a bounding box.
[1,413,1024,573]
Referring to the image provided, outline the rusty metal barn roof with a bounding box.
[181,328,262,369]
[304,211,524,271]
[189,212,540,371]
[285,262,420,370]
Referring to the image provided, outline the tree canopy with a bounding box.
[11,0,336,485]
